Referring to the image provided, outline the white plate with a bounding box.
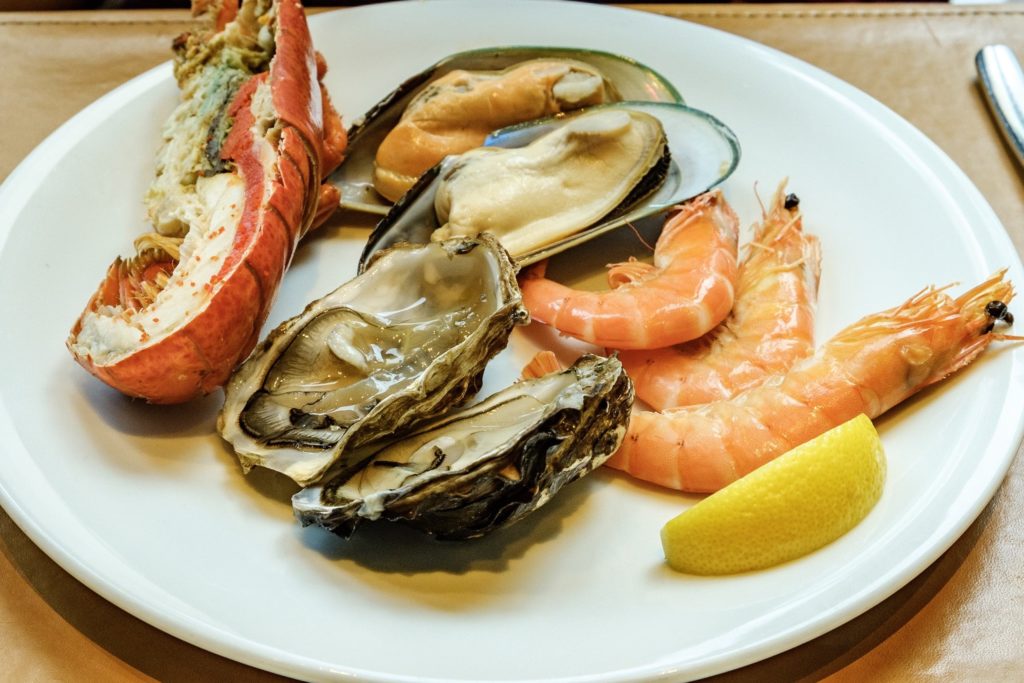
[1,1,1023,681]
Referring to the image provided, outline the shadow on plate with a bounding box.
[234,458,302,503]
[217,429,600,577]
[73,373,222,438]
[295,474,598,575]
[293,206,377,257]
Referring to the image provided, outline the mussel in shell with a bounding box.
[330,46,683,214]
[359,101,741,269]
[292,354,634,540]
[217,235,528,486]
[373,58,614,203]
[430,108,667,257]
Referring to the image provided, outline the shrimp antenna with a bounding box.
[625,220,656,253]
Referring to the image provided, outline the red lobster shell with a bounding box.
[67,0,347,404]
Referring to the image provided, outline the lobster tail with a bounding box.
[67,0,346,403]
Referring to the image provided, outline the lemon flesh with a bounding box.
[661,414,886,575]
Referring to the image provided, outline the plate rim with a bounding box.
[1,1,1023,681]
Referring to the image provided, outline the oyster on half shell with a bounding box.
[359,101,740,269]
[218,235,528,486]
[330,46,683,214]
[293,354,634,540]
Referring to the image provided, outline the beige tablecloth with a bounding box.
[1,4,1023,680]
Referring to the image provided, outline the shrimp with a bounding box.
[518,190,739,350]
[522,350,563,380]
[620,183,821,409]
[606,271,1017,492]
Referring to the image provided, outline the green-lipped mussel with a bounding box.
[329,46,684,214]
[359,101,740,269]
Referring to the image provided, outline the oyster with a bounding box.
[218,235,528,486]
[293,354,634,540]
[331,46,683,214]
[360,101,741,269]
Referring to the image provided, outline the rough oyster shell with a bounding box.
[330,46,683,214]
[293,354,634,540]
[217,235,528,486]
[359,101,740,269]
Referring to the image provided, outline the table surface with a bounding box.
[2,4,1023,681]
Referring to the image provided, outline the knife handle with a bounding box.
[976,44,1024,169]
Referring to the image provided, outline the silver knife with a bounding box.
[976,44,1024,169]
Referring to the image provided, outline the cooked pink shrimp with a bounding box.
[522,350,563,380]
[620,183,821,409]
[607,271,1017,492]
[518,190,739,350]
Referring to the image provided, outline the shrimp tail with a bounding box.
[522,350,564,379]
[520,259,549,280]
[607,257,657,289]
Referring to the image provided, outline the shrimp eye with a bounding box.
[784,193,800,210]
[985,300,1012,322]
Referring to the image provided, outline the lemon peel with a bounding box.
[661,414,886,575]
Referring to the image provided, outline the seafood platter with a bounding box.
[1,1,1023,681]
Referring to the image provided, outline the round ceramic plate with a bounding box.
[1,1,1022,681]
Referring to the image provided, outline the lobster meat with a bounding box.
[67,0,347,404]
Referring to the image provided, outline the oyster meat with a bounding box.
[218,235,528,486]
[331,46,683,214]
[293,354,634,540]
[360,101,741,269]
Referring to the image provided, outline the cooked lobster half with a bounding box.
[67,0,347,404]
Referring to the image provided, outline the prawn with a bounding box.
[522,350,563,380]
[518,190,739,350]
[606,271,1018,492]
[620,183,821,409]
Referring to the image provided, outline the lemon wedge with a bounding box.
[661,414,886,575]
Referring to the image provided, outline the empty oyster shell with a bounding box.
[293,354,634,540]
[218,235,528,486]
[359,101,740,269]
[331,46,683,214]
